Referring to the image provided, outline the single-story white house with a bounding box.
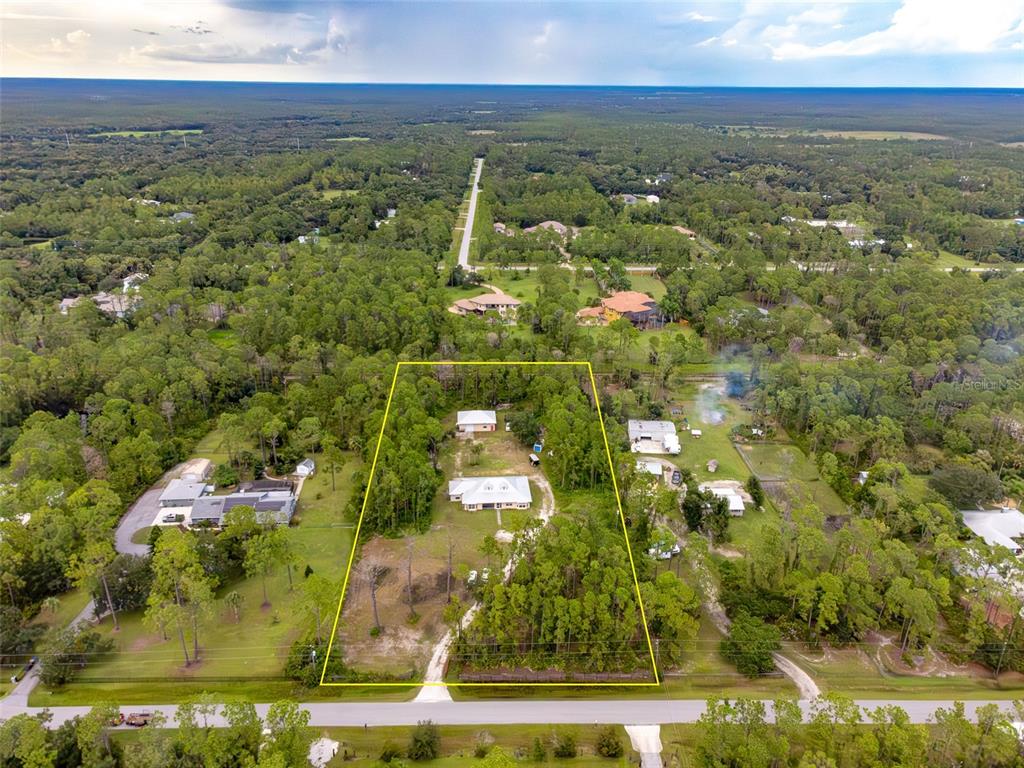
[628,420,680,455]
[179,458,212,483]
[636,459,664,478]
[962,509,1024,555]
[457,410,497,433]
[448,476,532,511]
[295,458,316,477]
[159,479,209,508]
[700,482,748,516]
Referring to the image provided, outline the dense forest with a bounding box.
[1,83,1023,701]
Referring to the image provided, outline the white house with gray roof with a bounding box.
[448,476,532,511]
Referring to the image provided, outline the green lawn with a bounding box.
[207,329,239,350]
[32,452,363,704]
[737,440,849,517]
[92,129,202,138]
[322,189,360,199]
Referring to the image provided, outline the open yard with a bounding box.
[31,451,362,704]
[737,439,849,517]
[92,129,202,138]
[662,381,751,484]
[336,420,550,677]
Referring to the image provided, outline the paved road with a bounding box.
[457,157,484,270]
[2,697,1021,728]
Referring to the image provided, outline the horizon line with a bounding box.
[2,76,1022,91]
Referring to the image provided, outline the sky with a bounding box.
[2,0,1022,87]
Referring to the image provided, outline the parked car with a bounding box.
[110,713,125,726]
[670,470,682,485]
[161,512,184,523]
[467,570,478,586]
[481,568,491,583]
[126,712,152,727]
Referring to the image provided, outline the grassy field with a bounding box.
[661,381,752,484]
[932,249,986,269]
[737,440,849,518]
[807,130,950,141]
[322,188,360,199]
[336,421,533,675]
[92,129,202,138]
[31,446,362,704]
[206,328,239,350]
[325,136,370,142]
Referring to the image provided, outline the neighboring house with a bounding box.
[179,458,212,483]
[449,292,522,323]
[493,222,513,236]
[92,291,139,318]
[646,194,661,204]
[636,459,664,478]
[171,211,195,223]
[575,291,661,329]
[159,479,209,509]
[654,172,673,185]
[295,458,316,477]
[448,475,532,511]
[297,233,320,245]
[457,410,497,433]
[386,208,397,218]
[628,420,681,455]
[240,478,295,493]
[122,273,148,292]
[523,220,569,238]
[961,509,1024,555]
[189,489,297,527]
[59,296,84,314]
[620,194,638,205]
[700,482,748,516]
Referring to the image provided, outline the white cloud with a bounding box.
[49,28,90,52]
[770,0,1024,60]
[695,35,719,47]
[533,20,554,48]
[687,11,717,22]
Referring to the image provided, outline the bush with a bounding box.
[531,737,546,762]
[211,463,239,487]
[721,612,781,677]
[38,627,114,687]
[553,732,577,759]
[380,742,403,763]
[595,726,623,758]
[408,720,439,761]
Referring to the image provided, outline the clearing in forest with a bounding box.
[320,361,659,689]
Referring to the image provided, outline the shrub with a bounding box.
[211,463,239,487]
[595,726,623,758]
[553,732,577,758]
[408,720,439,761]
[531,737,547,762]
[380,742,403,763]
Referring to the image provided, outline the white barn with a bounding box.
[627,420,680,455]
[457,410,497,433]
[448,476,532,511]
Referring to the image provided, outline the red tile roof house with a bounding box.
[448,292,522,324]
[576,291,662,329]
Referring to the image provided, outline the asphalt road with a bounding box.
[457,157,483,269]
[2,698,1020,728]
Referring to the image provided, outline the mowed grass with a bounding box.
[206,328,239,350]
[807,130,950,141]
[662,382,751,484]
[92,129,202,138]
[322,188,360,199]
[737,440,849,517]
[31,451,362,704]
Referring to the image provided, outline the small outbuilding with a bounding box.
[295,458,316,477]
[457,410,497,433]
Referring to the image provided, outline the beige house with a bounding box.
[449,292,521,323]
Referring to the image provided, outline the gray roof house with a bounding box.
[448,476,532,511]
[189,489,297,527]
[158,479,209,508]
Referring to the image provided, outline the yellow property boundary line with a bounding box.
[319,361,661,688]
